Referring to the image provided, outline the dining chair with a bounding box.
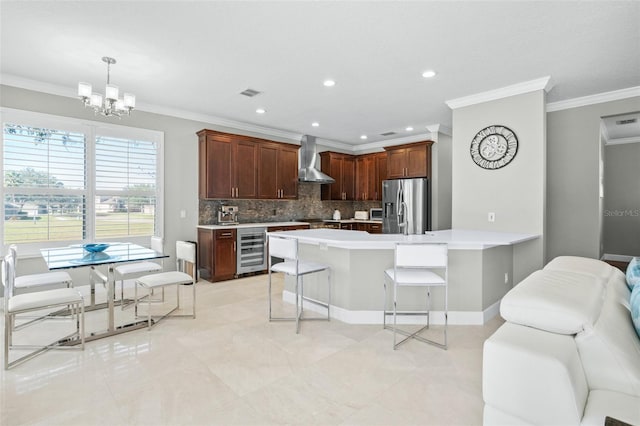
[268,234,331,334]
[134,240,196,330]
[383,242,448,350]
[3,252,85,370]
[114,236,164,308]
[7,245,73,330]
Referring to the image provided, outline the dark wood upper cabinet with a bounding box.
[355,152,387,201]
[258,142,299,199]
[198,129,299,200]
[320,151,356,201]
[384,141,433,179]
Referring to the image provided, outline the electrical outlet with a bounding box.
[179,209,186,219]
[488,212,495,222]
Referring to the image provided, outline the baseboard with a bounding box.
[603,253,635,262]
[282,290,499,325]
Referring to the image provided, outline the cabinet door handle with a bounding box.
[233,241,236,251]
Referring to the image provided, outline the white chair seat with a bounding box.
[272,260,329,276]
[384,268,446,286]
[115,261,162,276]
[8,288,83,313]
[134,241,197,330]
[15,271,72,289]
[137,271,193,289]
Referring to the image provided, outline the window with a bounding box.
[95,135,158,239]
[1,109,163,252]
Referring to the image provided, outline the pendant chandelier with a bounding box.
[78,56,135,117]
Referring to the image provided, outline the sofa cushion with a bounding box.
[483,322,588,425]
[631,285,640,339]
[626,257,640,290]
[575,279,640,397]
[581,390,640,426]
[501,270,605,335]
[544,256,614,282]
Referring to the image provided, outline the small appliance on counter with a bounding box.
[333,209,341,220]
[369,208,383,221]
[354,211,368,220]
[218,205,239,225]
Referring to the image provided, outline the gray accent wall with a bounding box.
[603,142,640,257]
[431,132,453,231]
[451,91,546,283]
[546,96,640,261]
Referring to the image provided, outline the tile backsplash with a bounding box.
[199,183,381,225]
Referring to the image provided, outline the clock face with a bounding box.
[470,125,518,170]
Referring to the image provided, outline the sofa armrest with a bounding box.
[483,322,588,426]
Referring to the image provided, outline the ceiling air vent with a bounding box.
[380,131,397,136]
[616,118,637,125]
[240,88,261,97]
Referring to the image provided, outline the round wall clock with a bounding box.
[470,125,518,170]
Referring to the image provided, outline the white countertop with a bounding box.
[198,221,309,230]
[323,219,383,224]
[267,228,539,250]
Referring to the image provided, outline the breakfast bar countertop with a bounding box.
[267,228,539,250]
[197,221,310,230]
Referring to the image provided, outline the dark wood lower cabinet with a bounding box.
[354,222,382,233]
[198,228,236,282]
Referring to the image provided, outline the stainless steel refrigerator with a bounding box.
[382,178,431,234]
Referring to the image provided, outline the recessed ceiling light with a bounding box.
[406,126,414,131]
[312,122,319,127]
[256,108,266,114]
[422,70,436,78]
[323,80,336,87]
[360,135,367,140]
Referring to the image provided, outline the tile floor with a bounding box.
[1,274,503,426]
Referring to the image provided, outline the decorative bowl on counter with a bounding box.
[82,243,110,253]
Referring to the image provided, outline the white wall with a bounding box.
[451,90,546,282]
[546,96,640,261]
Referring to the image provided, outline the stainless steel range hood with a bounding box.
[298,135,335,183]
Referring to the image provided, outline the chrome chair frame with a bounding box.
[134,240,196,330]
[8,245,73,330]
[3,253,85,370]
[383,242,448,350]
[268,234,331,334]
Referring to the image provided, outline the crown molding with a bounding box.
[606,136,640,146]
[445,76,554,110]
[0,74,351,148]
[546,86,640,112]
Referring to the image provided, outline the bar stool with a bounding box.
[268,234,331,334]
[383,242,448,350]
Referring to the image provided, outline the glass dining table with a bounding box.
[41,243,169,342]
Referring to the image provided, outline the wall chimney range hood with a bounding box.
[298,135,335,183]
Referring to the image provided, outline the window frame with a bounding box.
[1,108,164,256]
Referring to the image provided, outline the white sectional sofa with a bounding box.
[483,256,640,425]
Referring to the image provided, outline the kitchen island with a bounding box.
[267,229,538,325]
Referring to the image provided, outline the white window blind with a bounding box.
[3,124,86,243]
[95,135,158,238]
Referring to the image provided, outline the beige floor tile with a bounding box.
[1,273,502,425]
